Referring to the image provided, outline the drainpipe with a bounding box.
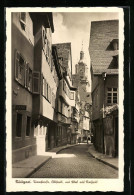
[102,72,106,154]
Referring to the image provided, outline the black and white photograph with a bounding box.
[6,7,124,192]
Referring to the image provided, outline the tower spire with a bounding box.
[80,41,84,60]
[81,40,83,51]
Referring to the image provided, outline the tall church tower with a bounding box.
[72,47,91,141]
[73,48,90,102]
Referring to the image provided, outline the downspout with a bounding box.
[102,72,106,154]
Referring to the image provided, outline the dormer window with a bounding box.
[113,55,118,68]
[111,39,119,50]
[106,39,119,51]
[20,12,26,30]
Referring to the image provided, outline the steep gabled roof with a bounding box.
[89,20,119,75]
[53,42,72,72]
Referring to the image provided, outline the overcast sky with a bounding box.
[52,12,119,75]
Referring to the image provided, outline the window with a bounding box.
[113,55,118,68]
[42,76,47,98]
[70,92,74,100]
[42,28,47,54]
[42,28,52,67]
[112,40,119,50]
[15,51,25,86]
[33,71,40,94]
[15,51,33,92]
[16,113,22,137]
[25,64,32,92]
[20,12,26,30]
[63,80,65,91]
[42,77,45,96]
[60,102,63,113]
[45,80,47,98]
[51,56,54,72]
[48,86,51,103]
[26,116,31,136]
[46,83,49,100]
[107,88,118,104]
[52,92,55,108]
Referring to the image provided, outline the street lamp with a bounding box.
[102,72,106,81]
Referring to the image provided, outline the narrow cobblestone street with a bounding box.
[30,144,118,178]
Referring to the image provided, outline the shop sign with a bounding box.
[15,105,27,110]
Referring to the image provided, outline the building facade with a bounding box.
[12,12,36,163]
[12,12,68,163]
[54,43,78,145]
[89,20,119,157]
[30,13,58,154]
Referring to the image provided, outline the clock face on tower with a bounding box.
[80,69,84,75]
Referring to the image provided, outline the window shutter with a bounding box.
[15,50,25,86]
[44,78,46,98]
[33,71,40,94]
[15,50,19,81]
[20,13,26,30]
[42,28,47,51]
[46,83,48,100]
[41,74,43,95]
[25,63,28,88]
[20,12,26,23]
[50,87,51,103]
[48,85,50,102]
[42,29,45,49]
[29,67,33,92]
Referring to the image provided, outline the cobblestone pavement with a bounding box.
[30,144,118,178]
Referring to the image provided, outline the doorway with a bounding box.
[115,117,118,157]
[34,123,47,155]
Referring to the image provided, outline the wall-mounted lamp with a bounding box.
[102,72,106,80]
[13,87,20,96]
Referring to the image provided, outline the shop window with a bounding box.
[33,71,40,94]
[15,51,25,86]
[26,116,31,136]
[107,88,118,104]
[20,12,26,30]
[16,113,22,137]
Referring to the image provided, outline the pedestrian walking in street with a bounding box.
[87,137,88,144]
[78,137,81,144]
